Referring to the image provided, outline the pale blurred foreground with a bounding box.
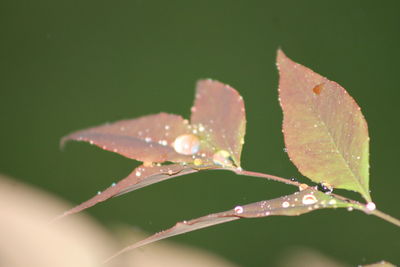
[0,174,356,267]
[0,174,238,267]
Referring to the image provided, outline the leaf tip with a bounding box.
[276,48,288,66]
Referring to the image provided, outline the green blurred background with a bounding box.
[1,1,399,266]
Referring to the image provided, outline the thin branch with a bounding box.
[370,209,400,227]
[232,169,303,187]
[230,168,400,228]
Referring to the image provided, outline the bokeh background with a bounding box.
[1,1,399,266]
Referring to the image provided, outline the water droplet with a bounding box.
[135,171,141,177]
[212,150,234,167]
[282,201,290,208]
[302,194,318,205]
[167,169,173,175]
[145,137,152,143]
[299,183,309,191]
[97,191,101,195]
[191,106,196,112]
[366,202,376,211]
[328,199,336,205]
[290,177,298,182]
[317,182,333,194]
[198,124,205,132]
[234,206,244,214]
[89,140,94,145]
[283,148,288,153]
[173,134,200,155]
[165,125,170,130]
[111,182,116,187]
[347,207,354,211]
[193,158,203,166]
[158,140,168,146]
[264,211,271,216]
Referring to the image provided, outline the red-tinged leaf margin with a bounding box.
[104,187,363,263]
[61,113,195,163]
[277,49,371,202]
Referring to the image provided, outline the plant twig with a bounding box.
[369,209,400,227]
[230,168,400,227]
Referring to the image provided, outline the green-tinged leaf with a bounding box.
[191,79,246,167]
[361,261,397,267]
[105,188,359,262]
[277,50,371,201]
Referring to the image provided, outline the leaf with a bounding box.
[191,79,246,166]
[61,113,195,163]
[53,163,205,221]
[59,80,246,219]
[361,261,397,267]
[277,49,371,201]
[105,187,359,262]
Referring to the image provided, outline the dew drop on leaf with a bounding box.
[212,150,234,167]
[299,183,309,191]
[282,201,290,208]
[328,199,337,205]
[234,206,244,214]
[302,194,318,205]
[366,202,376,211]
[172,134,200,155]
[193,158,203,166]
[317,182,333,194]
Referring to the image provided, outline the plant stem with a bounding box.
[232,169,302,187]
[370,209,400,227]
[231,168,400,227]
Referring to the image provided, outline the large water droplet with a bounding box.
[234,206,244,214]
[173,134,200,155]
[212,150,234,167]
[302,194,317,205]
[366,202,376,211]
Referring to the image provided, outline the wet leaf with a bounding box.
[60,80,246,218]
[62,113,194,163]
[53,163,202,221]
[105,188,359,262]
[277,50,371,201]
[361,261,396,267]
[191,79,246,166]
